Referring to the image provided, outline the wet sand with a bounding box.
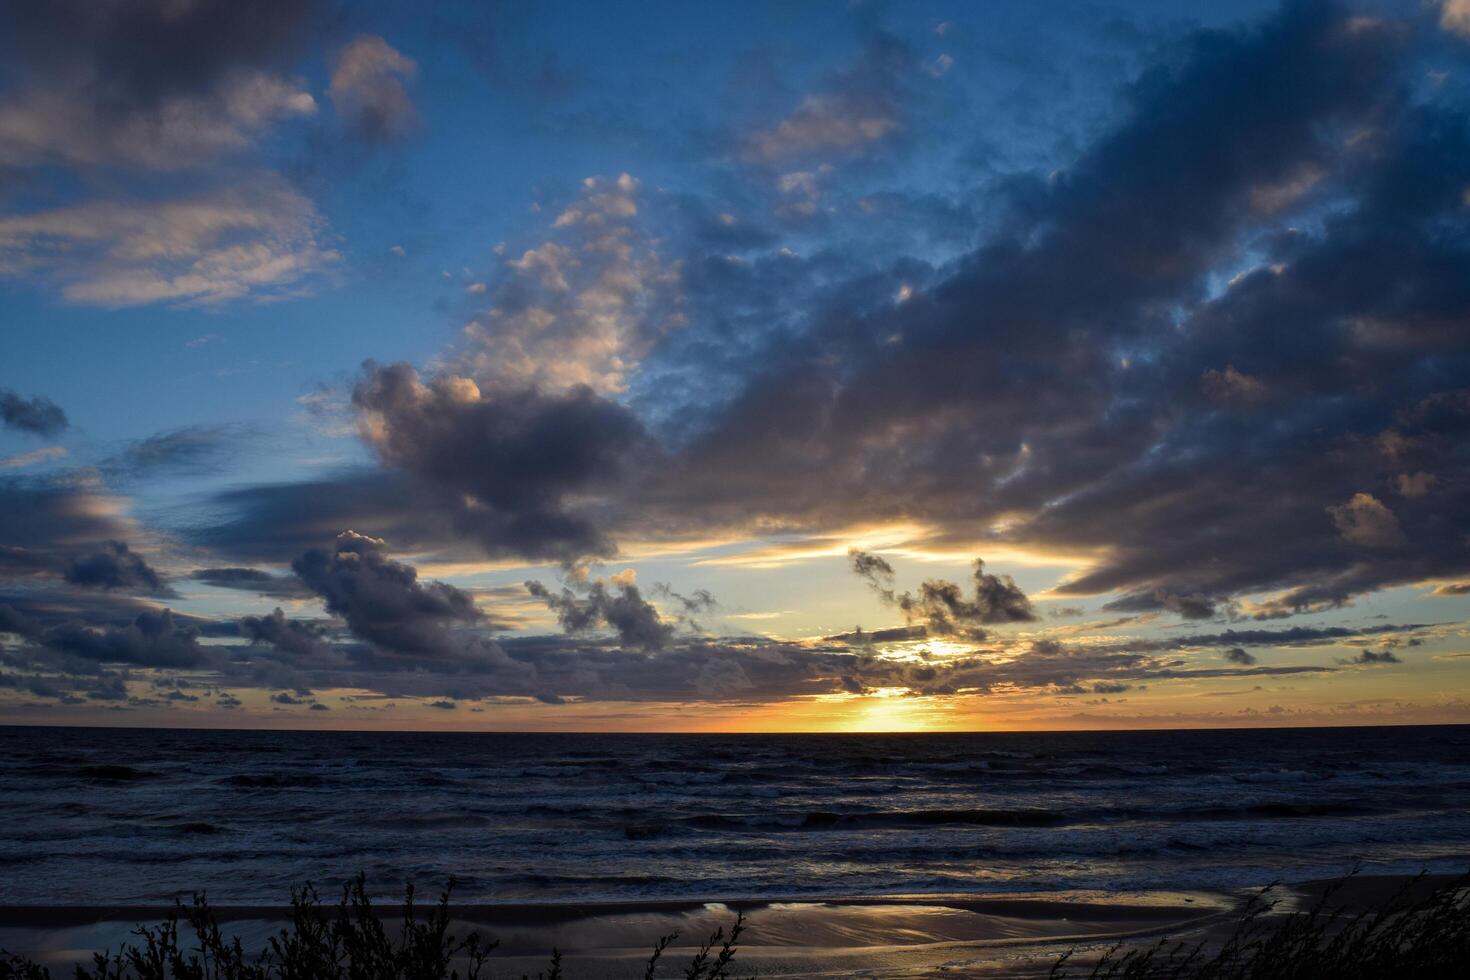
[6,876,1463,978]
[0,887,1242,978]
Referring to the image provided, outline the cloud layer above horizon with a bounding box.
[3,0,1470,730]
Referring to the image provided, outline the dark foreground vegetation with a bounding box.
[1053,871,1470,979]
[0,875,749,980]
[2,871,1466,979]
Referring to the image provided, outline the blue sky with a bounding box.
[3,0,1470,730]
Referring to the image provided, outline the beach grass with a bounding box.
[1051,870,1470,979]
[0,873,750,980]
[2,871,1467,978]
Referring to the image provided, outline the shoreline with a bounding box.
[0,887,1231,928]
[0,883,1248,979]
[2,875,1461,978]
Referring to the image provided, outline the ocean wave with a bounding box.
[219,773,330,788]
[68,765,161,782]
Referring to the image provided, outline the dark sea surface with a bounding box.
[2,725,1469,906]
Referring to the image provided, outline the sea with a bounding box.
[2,725,1468,907]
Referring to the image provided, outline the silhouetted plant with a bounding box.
[0,875,751,980]
[1049,870,1470,979]
[13,869,1464,979]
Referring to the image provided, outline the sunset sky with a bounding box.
[3,0,1470,731]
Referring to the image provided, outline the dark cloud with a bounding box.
[1,604,209,669]
[849,550,1036,638]
[102,426,246,477]
[1224,646,1258,666]
[189,471,453,564]
[1105,590,1221,620]
[1,0,314,101]
[204,0,1470,628]
[668,631,1323,703]
[0,0,322,172]
[291,531,509,669]
[352,362,649,562]
[1338,648,1401,665]
[656,586,718,617]
[0,480,157,589]
[0,603,43,639]
[239,607,335,660]
[825,625,928,645]
[615,1,1470,620]
[849,549,896,594]
[0,389,67,436]
[1172,623,1426,650]
[193,567,313,599]
[64,541,168,594]
[526,575,673,651]
[12,2,1464,720]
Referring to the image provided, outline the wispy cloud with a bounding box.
[0,446,67,470]
[0,180,339,307]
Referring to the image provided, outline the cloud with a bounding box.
[352,362,648,562]
[461,174,685,395]
[0,389,68,436]
[2,605,209,669]
[102,426,248,477]
[1201,365,1268,404]
[1442,0,1470,39]
[1395,471,1436,498]
[0,180,338,307]
[157,3,1470,645]
[19,1,1466,722]
[0,0,318,172]
[0,447,67,470]
[525,571,673,651]
[744,32,915,163]
[0,479,148,584]
[329,35,419,141]
[631,2,1470,617]
[1224,646,1258,666]
[1338,648,1401,665]
[239,608,336,660]
[291,531,507,668]
[0,70,316,172]
[1328,493,1407,549]
[1169,623,1424,650]
[849,550,1036,638]
[848,548,896,591]
[64,541,168,594]
[1105,589,1221,621]
[193,568,312,599]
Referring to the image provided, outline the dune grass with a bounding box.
[3,870,1467,978]
[0,874,749,980]
[1051,871,1470,979]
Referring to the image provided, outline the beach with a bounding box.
[0,887,1243,977]
[4,726,1468,975]
[7,875,1463,977]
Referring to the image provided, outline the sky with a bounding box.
[3,0,1470,732]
